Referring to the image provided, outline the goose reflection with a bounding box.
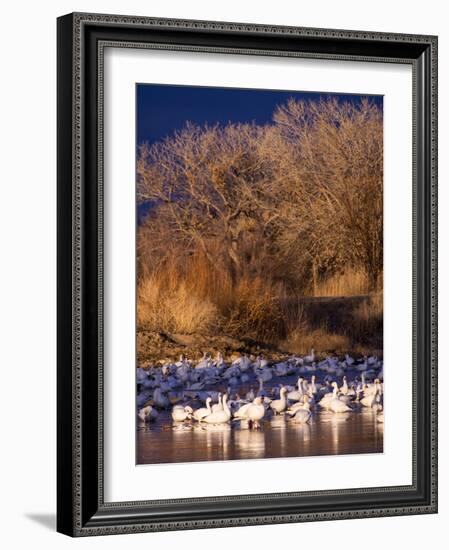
[267,414,288,455]
[269,415,288,429]
[234,428,265,458]
[319,412,351,454]
[290,422,312,445]
[284,422,311,456]
[192,423,231,461]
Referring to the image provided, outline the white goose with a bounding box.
[214,352,225,368]
[137,390,152,408]
[356,358,369,372]
[287,377,305,402]
[233,401,253,420]
[361,380,383,408]
[256,377,267,398]
[136,367,150,384]
[304,348,315,364]
[204,394,231,424]
[153,387,169,409]
[269,387,288,415]
[329,382,352,413]
[246,387,255,402]
[339,376,350,396]
[287,398,310,416]
[274,361,288,377]
[137,405,158,422]
[195,352,211,370]
[308,375,319,396]
[211,393,223,413]
[290,396,312,424]
[232,353,251,371]
[193,397,212,422]
[246,397,266,429]
[171,405,193,422]
[318,389,334,410]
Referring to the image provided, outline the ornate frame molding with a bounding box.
[57,12,437,537]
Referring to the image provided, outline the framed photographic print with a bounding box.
[57,12,438,536]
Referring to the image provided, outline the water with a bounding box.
[137,406,383,465]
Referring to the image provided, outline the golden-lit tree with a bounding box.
[270,97,383,288]
[136,98,383,340]
[137,122,284,285]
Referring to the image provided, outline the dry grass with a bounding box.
[137,251,383,355]
[354,291,383,321]
[351,291,383,345]
[279,290,383,355]
[224,277,285,341]
[137,274,218,334]
[309,268,372,297]
[137,251,285,338]
[280,327,350,355]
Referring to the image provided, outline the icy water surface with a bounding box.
[137,405,383,465]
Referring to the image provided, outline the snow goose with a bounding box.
[269,387,288,415]
[256,377,267,398]
[287,377,305,402]
[356,357,368,372]
[171,405,193,422]
[361,380,383,408]
[229,375,240,386]
[233,401,252,420]
[204,394,232,424]
[287,394,311,416]
[246,387,255,402]
[195,352,212,370]
[153,387,170,409]
[193,397,212,422]
[339,376,350,395]
[211,393,223,413]
[214,351,225,368]
[137,405,158,423]
[186,380,205,391]
[259,367,273,383]
[274,361,288,377]
[308,375,319,396]
[290,396,312,424]
[137,367,149,384]
[232,353,251,371]
[223,365,240,380]
[137,390,152,408]
[168,391,184,405]
[318,386,334,410]
[304,348,315,364]
[246,397,266,429]
[329,382,352,413]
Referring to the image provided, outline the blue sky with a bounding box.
[136,83,383,146]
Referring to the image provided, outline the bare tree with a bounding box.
[270,97,383,288]
[138,122,284,285]
[137,97,383,296]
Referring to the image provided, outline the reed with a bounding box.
[310,268,372,297]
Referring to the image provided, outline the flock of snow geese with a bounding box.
[137,350,384,430]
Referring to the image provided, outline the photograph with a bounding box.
[135,84,384,465]
[53,8,437,538]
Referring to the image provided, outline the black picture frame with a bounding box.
[57,12,438,537]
